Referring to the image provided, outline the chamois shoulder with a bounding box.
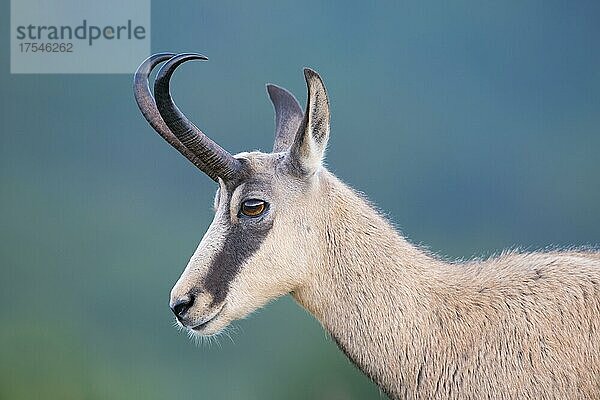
[453,249,600,300]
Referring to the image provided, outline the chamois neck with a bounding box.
[296,171,444,305]
[293,171,446,396]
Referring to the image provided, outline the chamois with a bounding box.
[134,53,600,399]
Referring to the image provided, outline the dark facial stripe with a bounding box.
[202,203,273,306]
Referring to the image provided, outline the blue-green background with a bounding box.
[1,1,599,399]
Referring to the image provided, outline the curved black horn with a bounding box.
[133,53,217,178]
[154,53,241,181]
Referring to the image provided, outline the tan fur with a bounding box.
[164,67,600,399]
[173,154,600,398]
[292,170,600,399]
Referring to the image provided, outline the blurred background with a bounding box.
[1,1,599,399]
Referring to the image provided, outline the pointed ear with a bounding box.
[287,68,330,175]
[267,84,304,153]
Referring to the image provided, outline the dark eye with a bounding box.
[240,199,267,218]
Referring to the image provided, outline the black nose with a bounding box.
[170,295,195,319]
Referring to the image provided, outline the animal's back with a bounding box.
[425,250,600,399]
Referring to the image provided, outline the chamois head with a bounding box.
[134,53,331,335]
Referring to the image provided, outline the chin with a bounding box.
[188,312,231,337]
